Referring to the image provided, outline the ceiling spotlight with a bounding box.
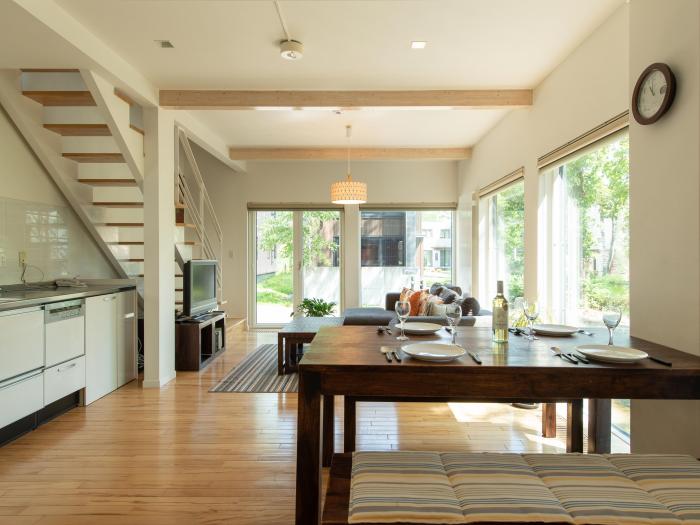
[411,41,427,49]
[280,39,304,60]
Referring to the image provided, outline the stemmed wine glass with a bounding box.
[521,299,539,341]
[445,303,461,344]
[394,300,411,341]
[602,308,622,345]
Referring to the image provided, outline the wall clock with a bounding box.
[632,62,676,125]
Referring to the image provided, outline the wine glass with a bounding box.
[445,303,461,344]
[394,300,411,341]
[602,308,622,345]
[521,299,539,341]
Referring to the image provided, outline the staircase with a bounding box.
[0,69,223,312]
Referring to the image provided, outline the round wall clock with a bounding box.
[632,63,676,125]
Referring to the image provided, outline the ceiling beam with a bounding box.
[229,147,471,161]
[161,90,532,110]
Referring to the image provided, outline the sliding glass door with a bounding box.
[252,209,341,327]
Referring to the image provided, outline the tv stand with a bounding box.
[175,311,226,371]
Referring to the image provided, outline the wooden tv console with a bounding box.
[175,311,226,371]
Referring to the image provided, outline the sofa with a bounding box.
[343,284,490,327]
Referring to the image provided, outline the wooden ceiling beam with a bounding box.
[229,147,471,161]
[160,90,532,109]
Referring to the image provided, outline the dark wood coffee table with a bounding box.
[277,317,344,375]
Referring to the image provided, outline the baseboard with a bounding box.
[142,370,176,389]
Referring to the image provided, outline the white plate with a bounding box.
[533,324,579,336]
[576,344,648,363]
[399,322,443,335]
[401,343,466,362]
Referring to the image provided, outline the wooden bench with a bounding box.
[322,451,700,525]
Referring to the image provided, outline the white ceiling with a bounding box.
[1,0,625,149]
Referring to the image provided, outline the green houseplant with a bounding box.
[294,298,336,317]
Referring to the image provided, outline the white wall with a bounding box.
[628,0,700,456]
[458,5,629,303]
[193,146,458,320]
[0,105,115,284]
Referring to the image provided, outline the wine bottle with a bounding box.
[492,280,509,343]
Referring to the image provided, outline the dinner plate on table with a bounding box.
[399,322,443,335]
[532,324,579,336]
[576,344,648,364]
[401,342,465,362]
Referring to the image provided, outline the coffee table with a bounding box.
[277,317,344,375]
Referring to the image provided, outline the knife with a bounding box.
[550,346,578,365]
[468,351,482,365]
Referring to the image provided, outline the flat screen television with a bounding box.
[183,260,218,317]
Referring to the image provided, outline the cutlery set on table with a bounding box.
[376,321,672,367]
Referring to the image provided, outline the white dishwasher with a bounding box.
[45,299,85,367]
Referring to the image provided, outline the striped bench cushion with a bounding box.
[523,454,681,525]
[348,451,463,524]
[607,454,700,524]
[443,452,574,524]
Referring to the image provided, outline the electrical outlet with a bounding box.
[18,251,26,267]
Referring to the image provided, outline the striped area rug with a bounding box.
[209,344,298,393]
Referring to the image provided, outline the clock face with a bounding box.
[637,69,668,119]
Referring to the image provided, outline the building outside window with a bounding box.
[360,210,454,306]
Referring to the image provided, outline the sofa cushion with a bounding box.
[343,308,396,326]
[438,287,461,305]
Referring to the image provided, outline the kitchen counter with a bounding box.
[0,281,137,312]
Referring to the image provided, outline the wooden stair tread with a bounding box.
[118,258,144,262]
[107,241,143,245]
[21,68,80,73]
[23,90,95,106]
[92,201,143,207]
[176,241,198,245]
[44,123,111,136]
[176,222,196,228]
[78,178,137,187]
[175,202,187,209]
[96,222,144,227]
[63,153,125,163]
[134,274,183,278]
[130,124,145,135]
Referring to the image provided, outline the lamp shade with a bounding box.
[331,175,367,204]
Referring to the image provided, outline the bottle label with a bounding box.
[493,306,508,329]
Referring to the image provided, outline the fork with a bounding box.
[550,346,578,365]
[578,329,594,336]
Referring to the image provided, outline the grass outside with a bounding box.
[256,271,293,306]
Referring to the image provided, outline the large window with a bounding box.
[538,131,629,327]
[360,210,454,307]
[252,209,341,326]
[478,179,525,303]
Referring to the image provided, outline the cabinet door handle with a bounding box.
[103,295,117,301]
[124,312,135,319]
[58,362,77,372]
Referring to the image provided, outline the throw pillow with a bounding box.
[408,289,428,316]
[438,287,460,304]
[426,300,448,317]
[418,292,441,316]
[460,296,481,316]
[399,287,414,303]
[429,283,444,296]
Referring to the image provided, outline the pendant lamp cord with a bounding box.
[274,0,292,42]
[346,125,352,179]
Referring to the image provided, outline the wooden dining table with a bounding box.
[294,325,700,525]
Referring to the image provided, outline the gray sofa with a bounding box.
[343,284,489,327]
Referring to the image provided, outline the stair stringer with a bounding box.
[80,70,144,189]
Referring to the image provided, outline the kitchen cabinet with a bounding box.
[0,372,44,429]
[0,307,44,383]
[85,290,137,405]
[117,290,137,387]
[44,356,85,406]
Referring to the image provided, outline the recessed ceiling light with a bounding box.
[411,41,427,49]
[154,40,174,49]
[280,39,304,60]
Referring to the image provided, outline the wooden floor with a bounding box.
[0,326,628,525]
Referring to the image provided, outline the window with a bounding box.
[360,210,454,306]
[538,131,629,327]
[478,179,525,303]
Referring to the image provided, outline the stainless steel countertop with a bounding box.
[0,283,137,312]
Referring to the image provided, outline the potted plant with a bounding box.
[294,298,336,317]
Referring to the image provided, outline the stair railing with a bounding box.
[175,128,224,301]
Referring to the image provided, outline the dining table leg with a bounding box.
[566,400,584,453]
[344,396,357,453]
[322,395,335,467]
[296,369,322,525]
[588,398,612,453]
[542,402,557,438]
